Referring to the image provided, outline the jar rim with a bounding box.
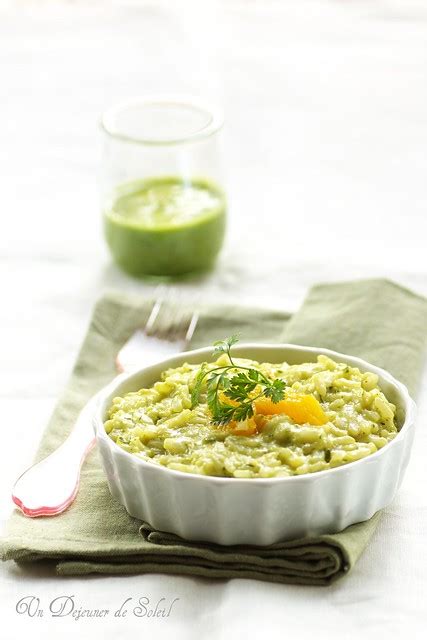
[100,95,224,146]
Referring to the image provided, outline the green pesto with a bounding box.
[104,176,226,278]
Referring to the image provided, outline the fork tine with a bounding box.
[185,311,199,344]
[144,299,162,336]
[170,304,193,340]
[143,284,169,336]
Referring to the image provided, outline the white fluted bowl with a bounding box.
[93,344,416,545]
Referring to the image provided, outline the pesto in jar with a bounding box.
[104,176,226,278]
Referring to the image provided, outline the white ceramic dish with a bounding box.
[93,344,416,545]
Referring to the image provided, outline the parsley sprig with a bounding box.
[190,336,287,425]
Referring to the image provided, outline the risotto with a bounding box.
[104,354,398,478]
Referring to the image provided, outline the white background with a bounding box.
[1,0,427,638]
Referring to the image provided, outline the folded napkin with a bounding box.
[1,279,426,585]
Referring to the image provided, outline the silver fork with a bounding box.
[12,294,199,517]
[116,293,199,372]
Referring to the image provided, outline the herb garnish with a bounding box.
[191,336,286,425]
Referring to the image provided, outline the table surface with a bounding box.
[1,0,427,638]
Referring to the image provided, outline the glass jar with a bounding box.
[100,96,226,278]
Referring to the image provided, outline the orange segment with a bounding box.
[228,417,258,436]
[253,413,268,432]
[254,394,327,426]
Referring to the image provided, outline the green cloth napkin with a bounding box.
[1,279,426,586]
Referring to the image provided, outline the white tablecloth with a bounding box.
[1,1,427,638]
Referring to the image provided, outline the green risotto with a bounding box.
[104,355,398,478]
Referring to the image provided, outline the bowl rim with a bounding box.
[93,343,417,485]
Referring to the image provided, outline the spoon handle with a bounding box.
[12,398,98,517]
